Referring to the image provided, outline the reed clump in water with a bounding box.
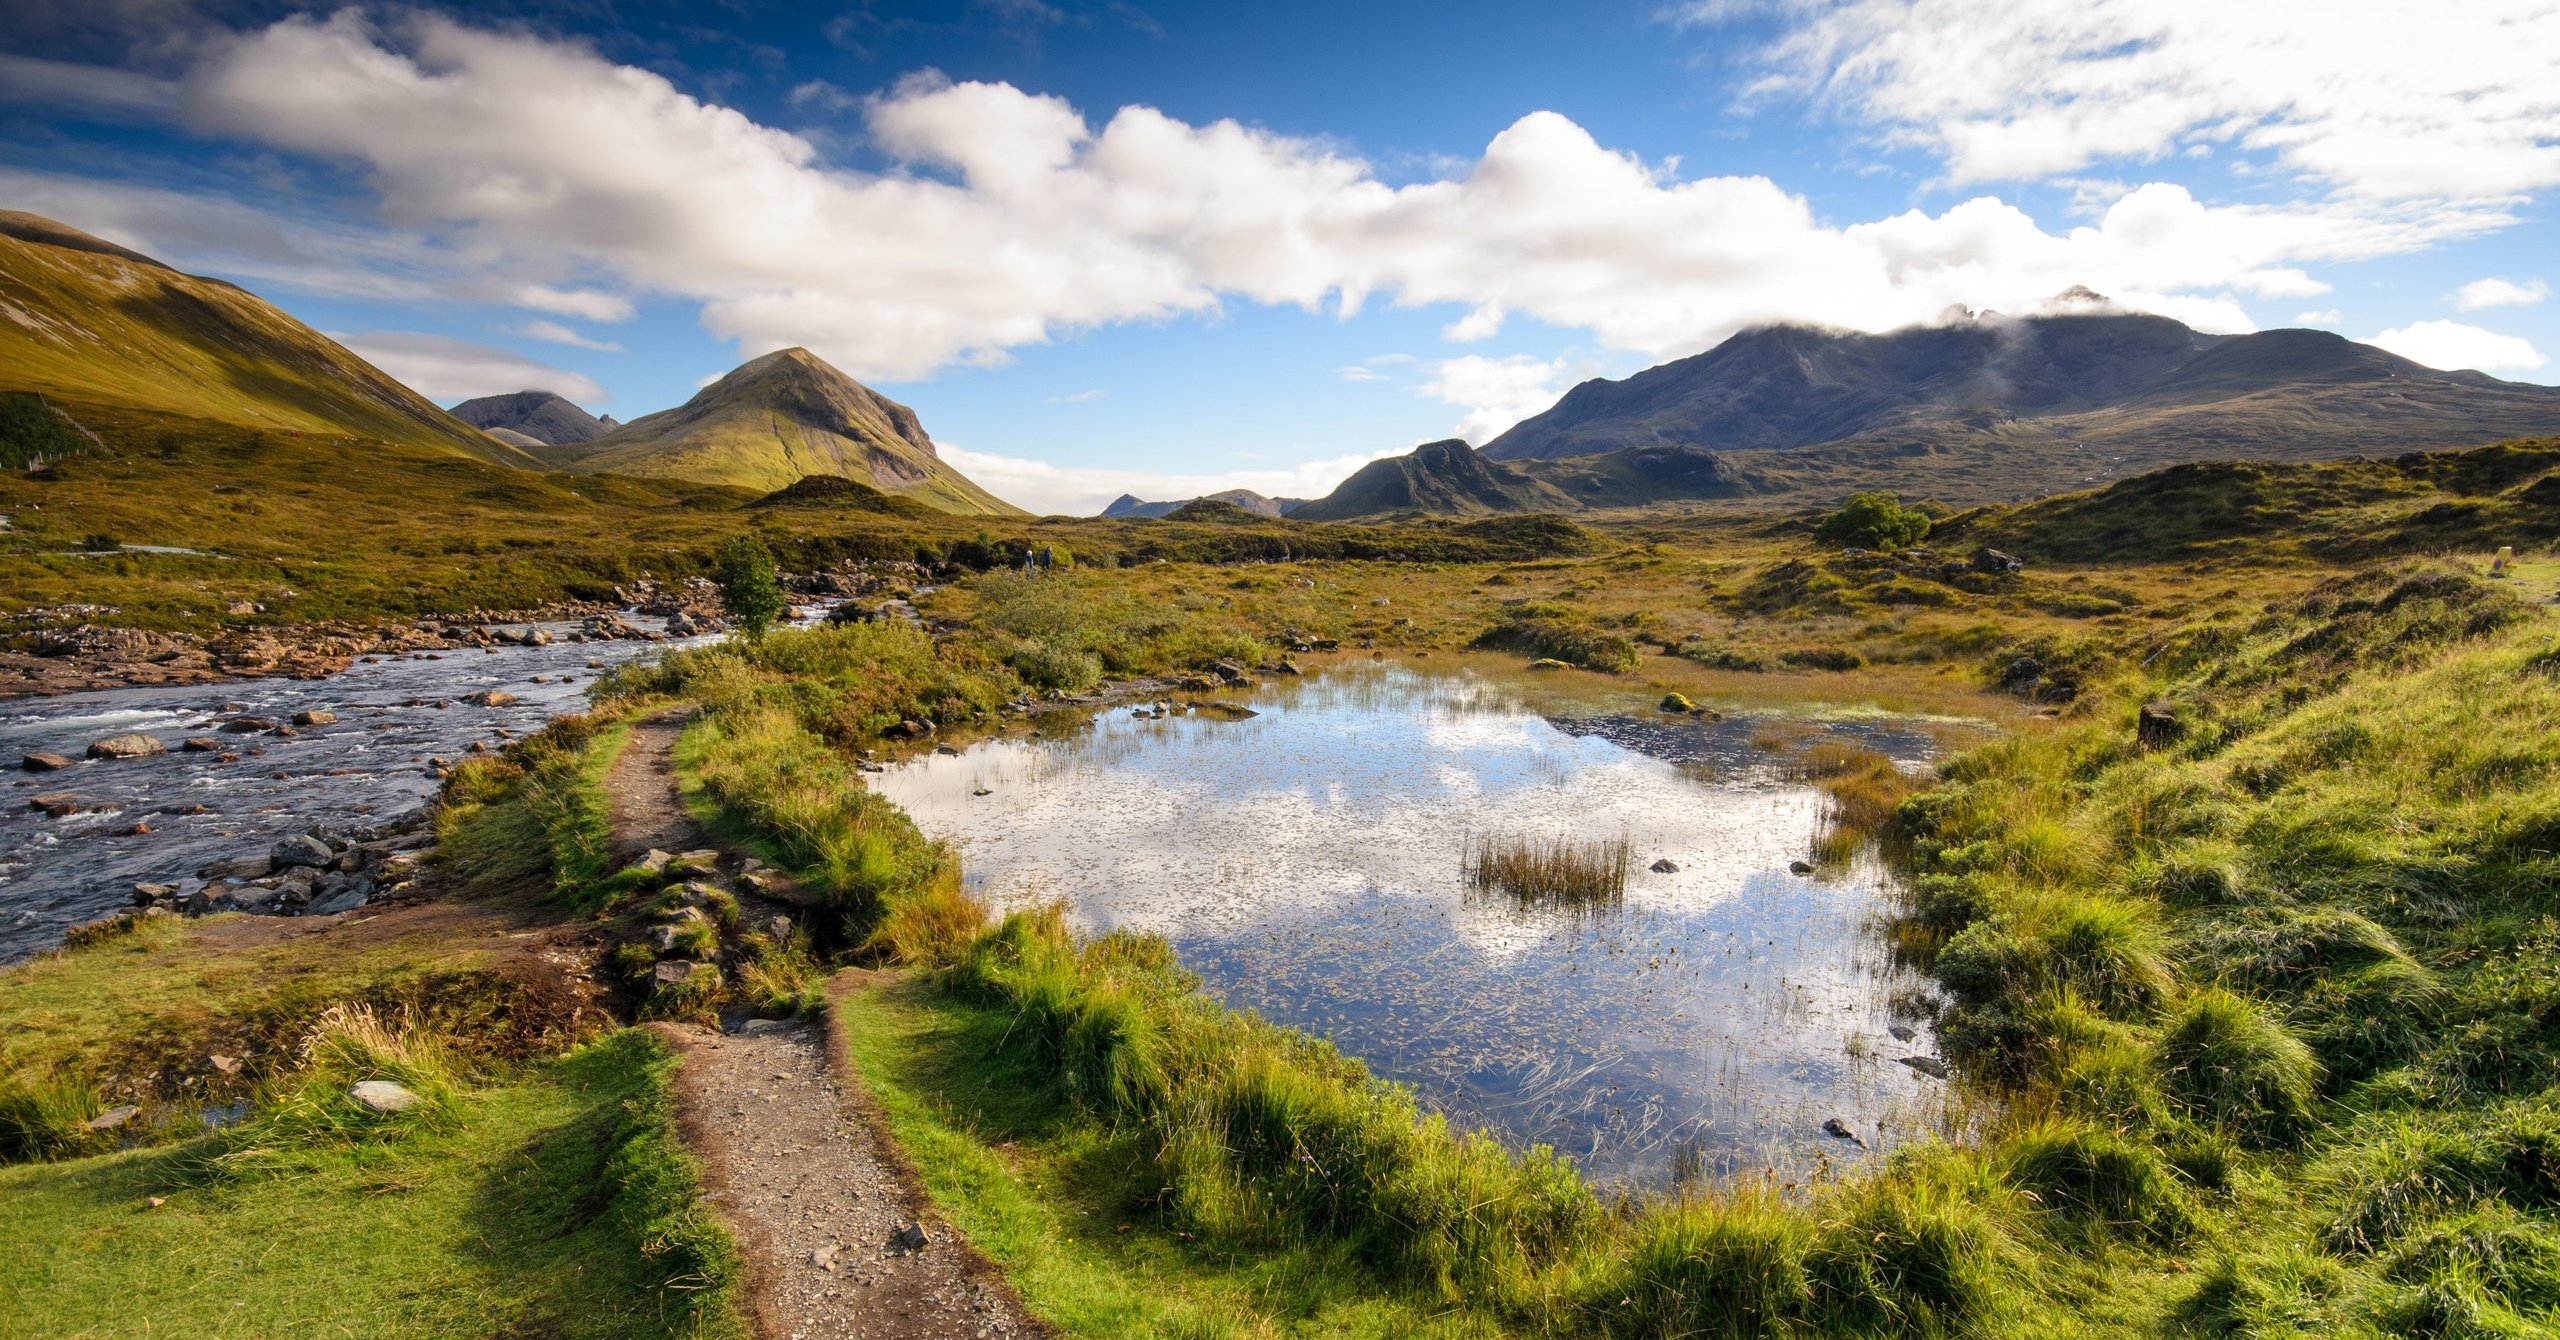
[1787,741,1921,864]
[1463,833,1631,905]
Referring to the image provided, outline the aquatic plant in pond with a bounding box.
[1462,832,1631,905]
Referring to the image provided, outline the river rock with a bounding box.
[1788,860,1816,875]
[292,709,338,727]
[87,733,166,760]
[309,884,368,916]
[652,959,715,988]
[200,854,272,880]
[19,752,74,772]
[473,690,518,707]
[85,1104,142,1132]
[1821,1117,1866,1147]
[348,1080,420,1114]
[219,717,272,733]
[271,834,334,869]
[132,882,177,904]
[181,737,220,752]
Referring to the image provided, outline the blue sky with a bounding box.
[3,0,2555,512]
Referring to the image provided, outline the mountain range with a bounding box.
[8,211,2558,524]
[0,214,1019,515]
[1102,489,1305,519]
[1264,306,2560,520]
[1484,307,2560,471]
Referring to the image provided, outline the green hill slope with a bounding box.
[557,348,1021,516]
[0,212,534,468]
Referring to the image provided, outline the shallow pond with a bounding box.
[873,659,1973,1186]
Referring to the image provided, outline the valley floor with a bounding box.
[6,471,2560,1336]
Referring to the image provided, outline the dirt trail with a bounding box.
[609,709,1042,1340]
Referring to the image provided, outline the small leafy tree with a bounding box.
[713,536,785,642]
[1815,492,1932,551]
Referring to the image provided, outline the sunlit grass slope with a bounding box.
[0,214,531,468]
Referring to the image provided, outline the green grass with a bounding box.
[831,972,1512,1338]
[0,1028,743,1338]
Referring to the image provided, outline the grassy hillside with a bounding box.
[0,214,534,469]
[0,404,1598,634]
[559,348,1023,516]
[1944,438,2560,563]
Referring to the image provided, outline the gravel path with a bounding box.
[663,1018,1040,1340]
[615,709,1042,1340]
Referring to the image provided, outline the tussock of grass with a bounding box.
[1469,607,1640,673]
[222,1003,463,1166]
[2151,988,2321,1145]
[1462,832,1631,905]
[0,1067,106,1164]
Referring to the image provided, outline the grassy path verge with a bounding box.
[0,1029,740,1339]
[825,969,1495,1339]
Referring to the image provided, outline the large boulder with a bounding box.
[86,733,165,760]
[271,834,334,870]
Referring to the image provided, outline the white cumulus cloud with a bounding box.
[118,11,2509,386]
[2367,320,2547,375]
[1423,354,1587,444]
[331,331,606,403]
[1724,0,2560,202]
[936,444,1404,517]
[2453,277,2550,311]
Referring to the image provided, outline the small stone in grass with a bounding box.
[348,1080,420,1114]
